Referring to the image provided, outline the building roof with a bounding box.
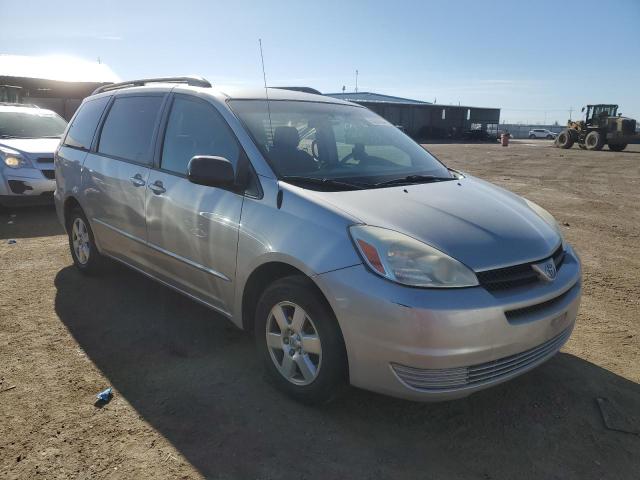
[324,91,431,105]
[0,54,119,83]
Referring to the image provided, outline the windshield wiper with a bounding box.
[373,174,454,187]
[280,176,366,190]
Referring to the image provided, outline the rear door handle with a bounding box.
[130,174,146,187]
[148,180,166,194]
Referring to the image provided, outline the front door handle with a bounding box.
[130,174,146,187]
[148,180,166,194]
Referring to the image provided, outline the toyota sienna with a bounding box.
[54,77,581,403]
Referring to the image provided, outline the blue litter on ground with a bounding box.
[7,239,16,244]
[96,387,113,403]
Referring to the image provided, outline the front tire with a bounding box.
[255,275,347,404]
[546,134,554,140]
[555,129,574,149]
[67,207,105,274]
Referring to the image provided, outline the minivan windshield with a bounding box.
[229,100,453,189]
[0,109,68,139]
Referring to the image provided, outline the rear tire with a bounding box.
[255,275,347,405]
[529,134,536,139]
[67,207,106,275]
[608,143,627,152]
[555,130,574,149]
[585,131,604,151]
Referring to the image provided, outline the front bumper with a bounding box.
[0,167,55,205]
[314,246,581,401]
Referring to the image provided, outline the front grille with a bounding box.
[42,170,55,179]
[504,286,574,323]
[36,157,54,164]
[476,245,565,291]
[391,326,572,391]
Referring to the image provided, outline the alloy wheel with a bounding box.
[71,217,91,265]
[265,301,322,385]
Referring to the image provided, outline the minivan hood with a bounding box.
[305,176,561,271]
[0,138,60,155]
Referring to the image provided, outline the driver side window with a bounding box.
[161,96,239,175]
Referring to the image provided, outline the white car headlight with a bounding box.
[350,225,479,288]
[0,147,28,169]
[524,198,564,245]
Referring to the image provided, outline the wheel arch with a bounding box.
[241,261,317,331]
[62,196,82,230]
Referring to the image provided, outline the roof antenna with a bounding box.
[258,38,274,146]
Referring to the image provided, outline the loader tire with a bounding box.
[555,130,573,149]
[585,131,604,151]
[608,143,627,152]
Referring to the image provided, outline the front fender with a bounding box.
[231,177,362,325]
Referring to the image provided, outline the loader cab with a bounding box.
[583,104,618,127]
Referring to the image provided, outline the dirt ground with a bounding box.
[1,140,639,479]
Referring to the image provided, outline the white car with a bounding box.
[528,129,557,139]
[0,103,67,206]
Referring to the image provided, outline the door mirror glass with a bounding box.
[187,155,235,188]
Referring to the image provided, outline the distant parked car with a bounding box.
[529,129,557,140]
[0,103,67,206]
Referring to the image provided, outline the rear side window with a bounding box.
[161,96,240,175]
[98,96,164,164]
[64,96,110,150]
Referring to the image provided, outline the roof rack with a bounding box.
[274,86,322,95]
[92,76,212,95]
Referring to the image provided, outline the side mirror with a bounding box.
[581,107,585,112]
[187,156,235,188]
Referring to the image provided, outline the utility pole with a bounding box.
[355,69,358,93]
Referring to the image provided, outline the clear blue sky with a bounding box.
[2,0,639,123]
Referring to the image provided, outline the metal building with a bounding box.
[325,92,500,140]
[0,54,119,120]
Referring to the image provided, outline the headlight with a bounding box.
[524,198,564,244]
[0,147,28,169]
[349,225,479,288]
[3,155,26,168]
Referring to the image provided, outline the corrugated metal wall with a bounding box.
[354,102,500,139]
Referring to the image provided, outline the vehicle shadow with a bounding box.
[0,204,63,239]
[54,265,640,480]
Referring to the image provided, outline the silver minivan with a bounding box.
[54,77,581,404]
